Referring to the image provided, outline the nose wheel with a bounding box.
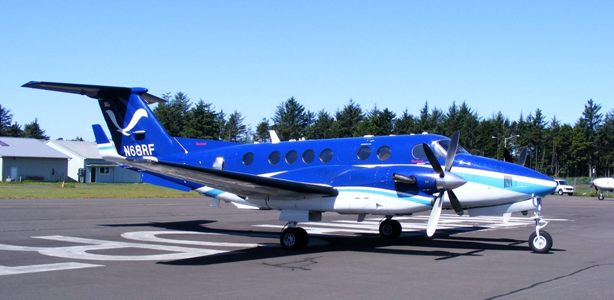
[529,231,552,253]
[528,195,553,253]
[280,222,309,250]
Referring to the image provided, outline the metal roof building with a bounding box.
[0,137,69,182]
[46,140,141,183]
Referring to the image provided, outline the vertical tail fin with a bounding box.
[22,81,187,159]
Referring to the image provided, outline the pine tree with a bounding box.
[393,110,417,134]
[307,110,336,139]
[272,97,312,141]
[597,110,614,176]
[253,118,270,142]
[23,118,49,140]
[154,92,191,136]
[183,100,221,139]
[224,111,247,142]
[333,99,364,137]
[0,104,13,135]
[577,99,602,176]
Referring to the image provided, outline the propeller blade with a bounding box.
[517,147,528,166]
[444,131,459,172]
[447,190,464,216]
[503,148,513,162]
[422,143,443,175]
[426,194,443,237]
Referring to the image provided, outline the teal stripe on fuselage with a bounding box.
[454,170,550,196]
[337,187,431,206]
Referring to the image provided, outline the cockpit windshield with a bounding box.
[410,139,471,161]
[435,139,470,156]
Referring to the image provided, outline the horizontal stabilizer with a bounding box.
[92,124,110,144]
[22,81,166,104]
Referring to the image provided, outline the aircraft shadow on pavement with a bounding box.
[102,220,564,266]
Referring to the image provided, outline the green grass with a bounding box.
[0,182,200,199]
[1,178,608,200]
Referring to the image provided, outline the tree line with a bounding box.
[3,93,613,178]
[0,104,49,140]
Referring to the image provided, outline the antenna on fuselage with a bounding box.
[268,130,280,144]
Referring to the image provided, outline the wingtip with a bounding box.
[22,81,40,88]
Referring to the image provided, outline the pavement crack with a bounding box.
[262,256,321,271]
[485,263,614,300]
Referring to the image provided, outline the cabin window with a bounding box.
[377,146,391,161]
[242,152,254,166]
[268,151,280,165]
[285,150,298,164]
[411,144,427,160]
[302,149,315,164]
[320,148,333,163]
[357,145,371,160]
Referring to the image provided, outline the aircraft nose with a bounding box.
[542,177,557,195]
[530,170,557,196]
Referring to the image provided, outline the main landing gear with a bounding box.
[528,195,553,253]
[280,222,309,250]
[379,216,402,239]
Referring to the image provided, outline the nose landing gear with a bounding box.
[528,195,553,253]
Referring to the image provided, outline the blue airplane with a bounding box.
[23,81,557,253]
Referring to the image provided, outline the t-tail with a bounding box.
[22,81,187,160]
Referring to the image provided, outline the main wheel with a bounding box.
[528,231,553,253]
[280,227,309,250]
[379,219,402,239]
[598,193,604,200]
[557,190,564,195]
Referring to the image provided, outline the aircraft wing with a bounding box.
[123,158,338,199]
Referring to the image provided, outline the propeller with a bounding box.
[423,131,467,237]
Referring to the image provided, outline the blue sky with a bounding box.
[1,1,612,140]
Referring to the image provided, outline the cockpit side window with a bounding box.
[411,144,427,160]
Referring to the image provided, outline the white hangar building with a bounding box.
[46,140,141,183]
[0,137,69,182]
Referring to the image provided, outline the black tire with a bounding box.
[598,193,604,200]
[529,231,553,253]
[280,227,308,250]
[568,193,573,196]
[379,219,402,239]
[557,190,563,195]
[295,227,309,249]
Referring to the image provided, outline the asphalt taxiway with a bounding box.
[1,195,613,299]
